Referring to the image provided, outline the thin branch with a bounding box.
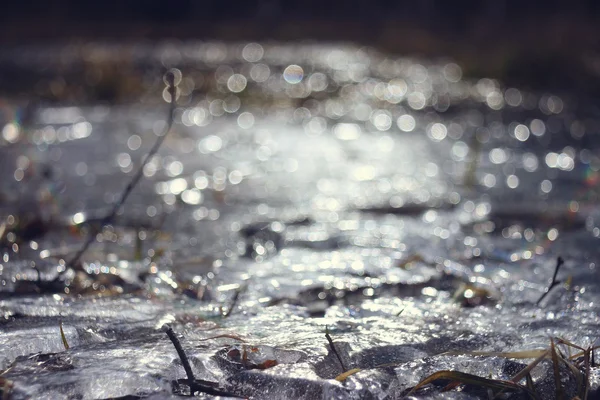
[65,71,177,272]
[163,324,195,383]
[536,256,564,306]
[223,284,246,317]
[164,324,244,398]
[325,325,347,372]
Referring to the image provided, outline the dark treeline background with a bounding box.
[3,0,600,22]
[2,0,600,94]
[3,0,599,36]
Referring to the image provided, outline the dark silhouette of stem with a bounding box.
[163,324,195,383]
[536,256,564,306]
[164,324,243,398]
[325,325,347,372]
[65,72,177,272]
[223,284,245,317]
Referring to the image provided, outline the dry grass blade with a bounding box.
[556,337,586,352]
[335,368,361,382]
[437,348,549,395]
[551,338,564,400]
[198,334,246,342]
[59,321,70,350]
[441,380,462,392]
[443,349,548,359]
[134,226,143,261]
[582,347,591,400]
[510,348,551,384]
[525,373,540,400]
[411,338,593,400]
[397,253,425,269]
[464,132,481,188]
[570,345,600,362]
[0,377,13,400]
[557,350,584,399]
[407,370,531,397]
[0,220,6,242]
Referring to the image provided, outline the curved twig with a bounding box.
[65,71,177,273]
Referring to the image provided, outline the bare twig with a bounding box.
[223,284,246,317]
[536,256,564,306]
[163,324,195,384]
[325,325,347,372]
[163,324,243,398]
[65,71,177,272]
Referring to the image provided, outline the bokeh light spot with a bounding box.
[283,65,304,84]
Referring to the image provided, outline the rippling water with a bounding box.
[0,42,599,399]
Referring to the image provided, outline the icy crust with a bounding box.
[1,289,598,398]
[1,42,600,398]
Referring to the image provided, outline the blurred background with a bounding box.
[2,5,600,399]
[1,0,600,254]
[2,0,600,100]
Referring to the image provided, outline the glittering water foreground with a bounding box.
[1,43,600,399]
